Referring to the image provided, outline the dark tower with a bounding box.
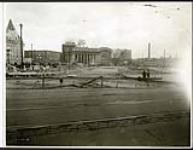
[148,42,151,59]
[19,24,24,68]
[62,42,76,63]
[62,42,76,70]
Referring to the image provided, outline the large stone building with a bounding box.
[61,42,112,66]
[24,50,61,65]
[6,19,22,65]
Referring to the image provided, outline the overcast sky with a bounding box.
[4,2,192,58]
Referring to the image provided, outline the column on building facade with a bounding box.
[76,53,79,62]
[70,52,72,63]
[63,53,66,63]
[78,52,80,63]
[82,52,83,64]
[74,53,76,62]
[88,53,90,65]
[86,53,88,64]
[85,53,87,64]
[65,52,68,63]
[87,53,89,64]
[80,52,82,63]
[67,52,70,63]
[76,52,78,63]
[88,53,90,64]
[83,53,85,63]
[90,53,92,65]
[77,52,79,63]
[83,53,85,64]
[91,53,94,64]
[94,54,96,64]
[66,52,68,63]
[83,53,86,64]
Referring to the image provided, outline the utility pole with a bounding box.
[19,24,24,69]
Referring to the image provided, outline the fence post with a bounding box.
[101,76,103,88]
[116,81,119,88]
[42,73,45,89]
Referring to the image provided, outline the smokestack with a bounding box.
[19,24,24,68]
[148,42,151,59]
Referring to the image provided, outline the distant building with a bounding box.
[113,49,132,59]
[24,50,61,65]
[62,42,112,66]
[97,47,112,65]
[112,49,132,65]
[133,57,178,68]
[6,19,22,65]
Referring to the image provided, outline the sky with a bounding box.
[4,2,192,58]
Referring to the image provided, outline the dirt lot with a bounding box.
[7,84,190,125]
[6,66,190,146]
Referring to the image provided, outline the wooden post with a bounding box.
[101,76,103,88]
[42,72,45,89]
[116,74,120,88]
[116,81,119,88]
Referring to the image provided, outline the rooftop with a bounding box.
[25,50,61,53]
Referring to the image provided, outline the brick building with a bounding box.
[24,50,61,65]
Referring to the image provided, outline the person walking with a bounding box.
[59,78,63,87]
[142,70,146,79]
[146,69,151,87]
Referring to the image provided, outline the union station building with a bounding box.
[62,42,112,66]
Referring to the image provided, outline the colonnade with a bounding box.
[63,52,97,65]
